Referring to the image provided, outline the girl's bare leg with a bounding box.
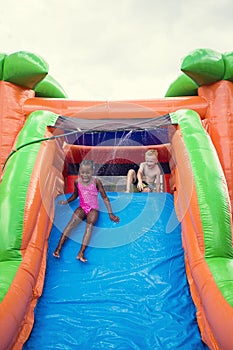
[126,169,136,192]
[53,207,85,258]
[77,209,99,262]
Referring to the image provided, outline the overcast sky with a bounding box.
[0,0,233,101]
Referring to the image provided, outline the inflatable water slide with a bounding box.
[0,49,233,349]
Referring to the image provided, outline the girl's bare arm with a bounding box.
[59,179,79,204]
[96,178,120,222]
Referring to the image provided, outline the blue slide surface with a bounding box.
[24,193,208,349]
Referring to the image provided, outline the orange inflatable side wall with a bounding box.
[199,81,233,211]
[0,81,34,178]
[0,134,64,350]
[171,125,233,350]
[171,129,215,345]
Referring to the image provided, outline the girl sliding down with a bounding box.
[53,160,120,262]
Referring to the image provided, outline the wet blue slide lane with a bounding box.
[24,192,208,349]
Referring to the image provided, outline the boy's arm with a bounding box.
[155,166,163,192]
[59,179,79,204]
[96,178,120,222]
[137,163,144,191]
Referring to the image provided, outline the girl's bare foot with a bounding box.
[53,250,60,258]
[76,252,87,263]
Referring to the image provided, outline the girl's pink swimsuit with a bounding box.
[77,178,99,214]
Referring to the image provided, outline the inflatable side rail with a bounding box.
[0,111,65,350]
[170,109,233,350]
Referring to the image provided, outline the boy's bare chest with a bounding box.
[144,165,159,177]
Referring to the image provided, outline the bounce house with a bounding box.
[0,48,233,349]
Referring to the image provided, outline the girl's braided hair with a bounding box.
[80,160,95,169]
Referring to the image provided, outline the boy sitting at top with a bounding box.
[126,149,163,192]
